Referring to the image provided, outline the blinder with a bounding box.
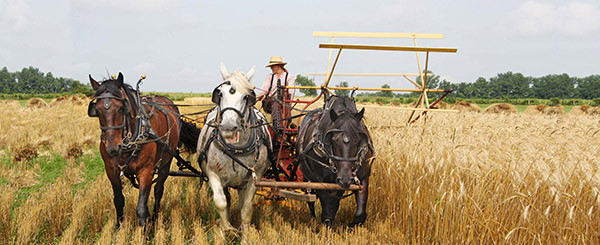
[87,93,129,118]
[211,81,256,107]
[88,101,98,117]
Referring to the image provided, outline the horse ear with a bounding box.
[220,62,229,80]
[116,72,124,87]
[354,107,365,121]
[89,75,100,90]
[330,108,339,122]
[245,65,256,80]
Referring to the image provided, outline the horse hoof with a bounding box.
[323,219,333,228]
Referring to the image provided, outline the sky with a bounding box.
[1,0,599,93]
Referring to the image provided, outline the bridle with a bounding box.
[321,128,371,175]
[88,91,133,142]
[210,81,256,130]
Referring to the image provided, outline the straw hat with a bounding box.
[265,56,287,67]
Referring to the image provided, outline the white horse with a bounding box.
[197,63,271,230]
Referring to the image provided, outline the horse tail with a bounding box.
[179,120,200,153]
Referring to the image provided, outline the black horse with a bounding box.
[297,95,375,227]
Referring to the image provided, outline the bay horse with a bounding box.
[197,63,271,230]
[297,95,375,227]
[88,73,199,227]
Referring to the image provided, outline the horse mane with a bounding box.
[225,70,253,96]
[94,79,137,98]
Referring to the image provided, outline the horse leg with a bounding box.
[136,170,153,227]
[106,169,125,228]
[238,180,257,231]
[207,172,233,230]
[223,187,231,221]
[351,178,369,226]
[317,190,343,228]
[307,200,316,218]
[151,162,170,223]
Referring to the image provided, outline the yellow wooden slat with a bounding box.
[358,104,458,112]
[319,43,457,53]
[285,86,448,93]
[313,31,444,39]
[305,73,432,77]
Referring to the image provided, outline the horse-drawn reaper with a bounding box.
[88,70,377,230]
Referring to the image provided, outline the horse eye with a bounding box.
[229,88,236,94]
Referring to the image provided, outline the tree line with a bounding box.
[296,72,600,100]
[2,67,598,101]
[0,67,92,95]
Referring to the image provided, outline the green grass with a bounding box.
[72,151,105,190]
[15,154,67,201]
[17,99,52,107]
[477,104,574,113]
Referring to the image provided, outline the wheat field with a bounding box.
[0,98,599,244]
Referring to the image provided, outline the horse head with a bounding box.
[212,63,257,142]
[325,102,370,188]
[89,72,133,157]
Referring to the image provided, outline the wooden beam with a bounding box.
[319,43,458,53]
[358,104,459,112]
[402,75,422,89]
[313,31,444,39]
[324,47,343,87]
[286,86,447,93]
[276,189,317,202]
[306,73,432,77]
[255,180,361,191]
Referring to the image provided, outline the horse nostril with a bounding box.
[336,177,344,186]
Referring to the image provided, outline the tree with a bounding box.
[531,74,577,99]
[487,72,531,99]
[0,67,16,93]
[379,84,393,97]
[416,70,441,89]
[577,75,600,99]
[295,75,317,96]
[335,81,349,96]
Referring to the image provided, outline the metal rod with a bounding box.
[255,180,361,191]
[407,93,423,122]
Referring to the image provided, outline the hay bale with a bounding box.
[524,105,542,115]
[453,100,481,113]
[0,99,21,107]
[26,98,48,109]
[12,143,38,162]
[484,103,517,114]
[569,105,591,115]
[524,104,549,115]
[49,95,70,107]
[543,104,564,115]
[430,101,449,109]
[588,106,600,116]
[70,95,86,105]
